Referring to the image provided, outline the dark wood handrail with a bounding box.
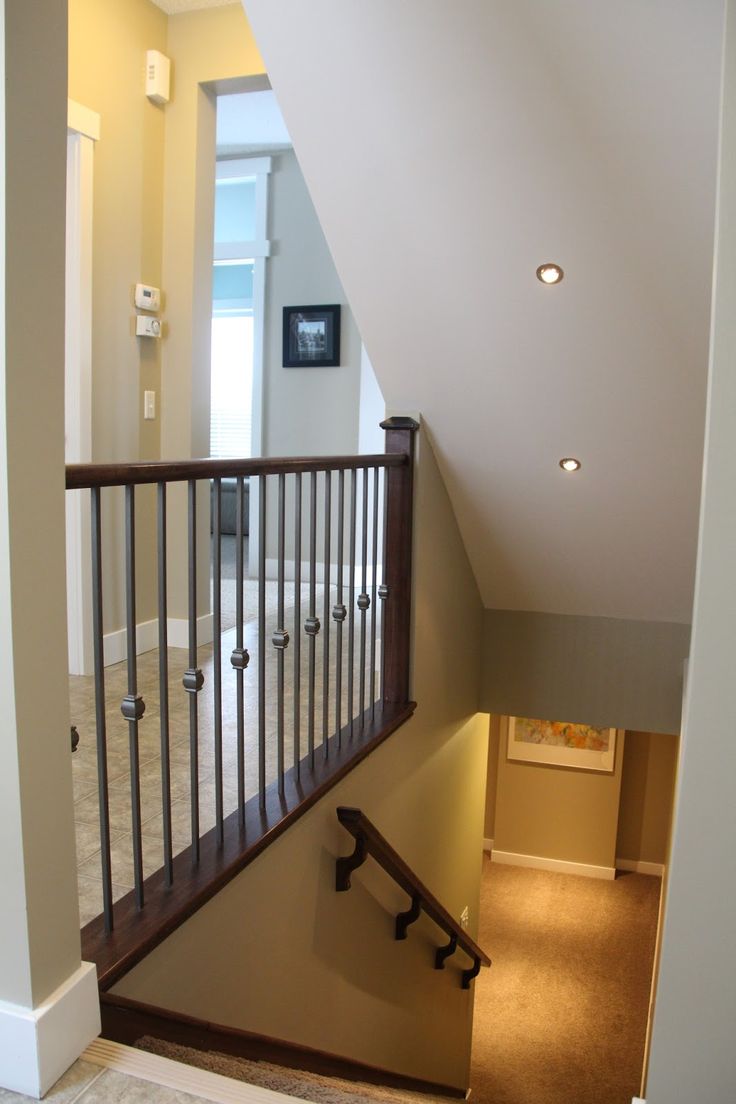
[66,452,407,490]
[336,806,491,988]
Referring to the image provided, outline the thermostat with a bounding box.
[135,283,161,311]
[136,315,161,338]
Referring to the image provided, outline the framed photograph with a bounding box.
[507,716,618,773]
[283,304,341,367]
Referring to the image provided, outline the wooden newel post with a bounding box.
[380,416,419,704]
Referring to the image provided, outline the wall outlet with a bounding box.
[460,906,470,930]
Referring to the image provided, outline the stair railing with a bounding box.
[66,418,418,986]
[335,806,491,988]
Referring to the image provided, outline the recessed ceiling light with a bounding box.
[537,263,564,285]
[559,457,581,472]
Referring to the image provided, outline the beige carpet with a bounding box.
[137,1038,456,1104]
[470,858,660,1104]
[138,860,660,1104]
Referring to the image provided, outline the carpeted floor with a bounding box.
[137,859,660,1104]
[470,858,660,1104]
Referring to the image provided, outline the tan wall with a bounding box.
[492,716,625,870]
[1,0,82,1006]
[485,720,678,868]
[616,731,678,866]
[69,0,168,628]
[112,427,488,1093]
[484,714,500,841]
[482,608,690,735]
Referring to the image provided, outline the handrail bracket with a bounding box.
[395,895,421,940]
[336,831,368,891]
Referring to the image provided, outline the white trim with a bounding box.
[216,156,272,182]
[167,613,214,650]
[67,99,100,141]
[215,240,271,261]
[103,614,214,666]
[616,858,665,877]
[65,123,95,676]
[483,837,494,852]
[0,963,99,1098]
[83,1037,300,1104]
[491,849,616,881]
[632,1098,646,1103]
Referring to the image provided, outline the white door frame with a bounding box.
[65,100,99,676]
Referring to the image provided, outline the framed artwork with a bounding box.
[283,304,341,367]
[507,716,617,773]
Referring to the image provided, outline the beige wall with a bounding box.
[616,731,678,866]
[481,608,690,735]
[485,720,678,868]
[112,427,488,1093]
[492,716,625,870]
[0,0,81,1006]
[69,0,168,628]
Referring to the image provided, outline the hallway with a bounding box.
[470,858,660,1104]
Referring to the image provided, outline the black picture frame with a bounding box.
[283,304,341,368]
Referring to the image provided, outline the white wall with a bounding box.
[644,3,736,1099]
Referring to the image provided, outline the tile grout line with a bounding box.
[67,1066,107,1104]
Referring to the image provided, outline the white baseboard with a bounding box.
[483,837,494,853]
[491,849,616,881]
[616,858,665,877]
[0,962,99,1097]
[103,614,214,666]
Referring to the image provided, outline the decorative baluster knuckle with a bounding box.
[70,725,80,753]
[462,956,483,989]
[183,667,204,693]
[378,583,389,601]
[335,831,368,892]
[357,592,370,611]
[121,694,145,721]
[305,615,321,636]
[396,895,422,941]
[332,603,347,623]
[435,932,459,970]
[272,628,290,650]
[230,647,250,670]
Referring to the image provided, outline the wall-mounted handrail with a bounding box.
[336,806,491,988]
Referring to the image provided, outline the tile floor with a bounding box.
[70,563,382,926]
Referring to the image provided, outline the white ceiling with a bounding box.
[244,0,723,624]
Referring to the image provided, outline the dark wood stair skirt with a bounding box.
[100,992,465,1099]
[83,701,416,991]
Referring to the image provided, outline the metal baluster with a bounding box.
[333,470,346,746]
[273,472,289,796]
[322,471,332,757]
[370,466,380,717]
[91,488,113,931]
[306,471,320,767]
[121,484,145,909]
[379,467,389,702]
[183,479,204,863]
[347,469,357,736]
[258,474,267,809]
[358,467,370,728]
[157,482,173,887]
[230,476,249,827]
[212,478,223,847]
[293,472,302,776]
